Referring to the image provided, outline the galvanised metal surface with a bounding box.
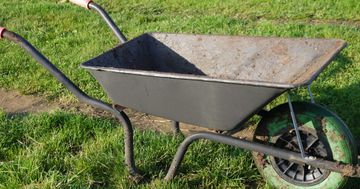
[82,33,345,130]
[90,71,285,130]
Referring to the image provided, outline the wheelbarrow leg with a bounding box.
[165,133,195,181]
[1,29,142,180]
[171,121,181,135]
[165,131,360,181]
[113,110,140,178]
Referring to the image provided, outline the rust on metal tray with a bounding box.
[83,33,346,87]
[81,33,346,130]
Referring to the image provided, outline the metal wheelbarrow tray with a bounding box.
[82,33,345,131]
[2,0,360,188]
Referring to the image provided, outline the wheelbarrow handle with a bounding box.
[69,0,92,9]
[0,27,6,39]
[70,0,127,44]
[1,28,139,176]
[0,28,114,112]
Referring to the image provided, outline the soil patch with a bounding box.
[0,89,57,114]
[0,89,219,135]
[1,89,359,162]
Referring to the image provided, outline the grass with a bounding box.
[0,0,360,188]
[0,111,261,188]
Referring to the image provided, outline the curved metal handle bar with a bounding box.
[84,2,127,43]
[1,29,139,177]
[70,0,127,43]
[2,30,112,112]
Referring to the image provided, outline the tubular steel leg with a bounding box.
[287,94,306,158]
[171,121,181,135]
[2,30,141,179]
[165,134,195,180]
[165,132,360,180]
[112,110,139,177]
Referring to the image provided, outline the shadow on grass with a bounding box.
[315,81,360,187]
[320,54,353,81]
[259,53,360,187]
[288,54,352,100]
[296,53,360,187]
[133,136,261,188]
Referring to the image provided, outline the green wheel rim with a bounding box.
[253,102,357,189]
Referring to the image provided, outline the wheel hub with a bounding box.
[270,129,331,186]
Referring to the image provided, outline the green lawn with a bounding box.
[0,111,260,188]
[0,0,360,188]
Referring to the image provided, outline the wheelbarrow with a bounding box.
[1,0,359,188]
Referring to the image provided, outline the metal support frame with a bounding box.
[164,132,360,180]
[171,121,181,135]
[112,110,138,176]
[3,1,360,183]
[308,83,315,103]
[1,30,140,177]
[287,93,307,158]
[1,2,179,178]
[2,30,360,179]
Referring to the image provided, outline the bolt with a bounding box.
[305,156,316,160]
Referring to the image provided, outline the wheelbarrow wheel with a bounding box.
[252,102,357,189]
